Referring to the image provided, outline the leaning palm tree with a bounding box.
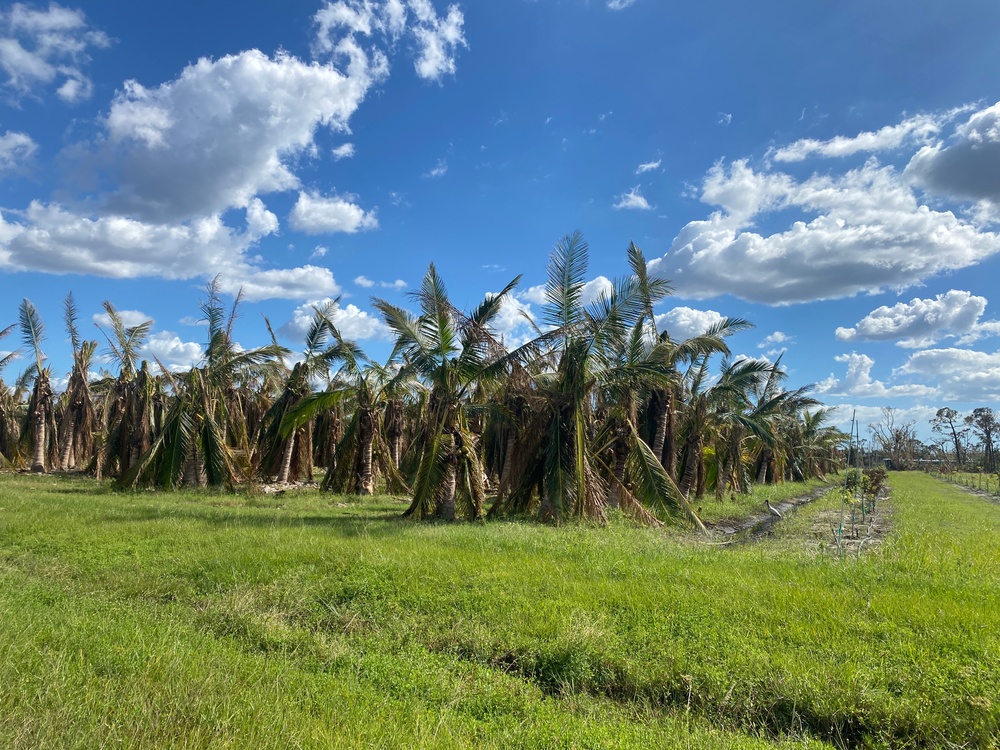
[18,299,56,473]
[374,264,521,520]
[257,301,342,484]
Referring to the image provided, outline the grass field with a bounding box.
[0,472,997,749]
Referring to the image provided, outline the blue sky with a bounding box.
[3,0,1000,441]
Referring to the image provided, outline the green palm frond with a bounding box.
[625,424,707,533]
[405,424,451,519]
[306,298,339,355]
[543,231,588,332]
[18,298,45,371]
[626,241,672,324]
[64,292,80,354]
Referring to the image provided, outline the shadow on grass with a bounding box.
[100,504,411,536]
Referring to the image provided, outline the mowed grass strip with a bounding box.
[0,472,997,748]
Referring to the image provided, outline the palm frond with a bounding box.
[63,292,80,354]
[18,298,46,371]
[626,424,707,533]
[542,231,588,332]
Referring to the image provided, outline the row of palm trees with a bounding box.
[0,233,844,528]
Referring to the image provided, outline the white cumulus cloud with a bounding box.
[649,158,1000,305]
[279,298,389,342]
[895,347,1000,402]
[655,306,727,341]
[289,191,378,234]
[93,308,152,329]
[815,352,936,399]
[835,290,997,348]
[905,102,1000,207]
[101,49,383,223]
[142,331,204,371]
[0,3,110,102]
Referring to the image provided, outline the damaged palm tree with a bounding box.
[118,278,283,490]
[490,233,706,530]
[58,294,98,472]
[375,265,520,520]
[94,301,156,478]
[257,303,337,484]
[18,299,57,473]
[282,317,411,496]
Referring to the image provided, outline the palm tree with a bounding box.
[57,293,98,471]
[491,233,705,529]
[18,299,56,473]
[94,301,155,478]
[374,264,520,520]
[257,302,338,484]
[643,316,752,481]
[747,361,825,485]
[675,355,773,500]
[118,279,283,489]
[282,326,412,496]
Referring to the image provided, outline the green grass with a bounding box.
[933,469,1000,498]
[0,472,997,748]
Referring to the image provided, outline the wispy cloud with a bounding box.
[423,157,448,178]
[635,158,661,175]
[331,143,355,160]
[612,185,652,210]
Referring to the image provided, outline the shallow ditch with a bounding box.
[704,486,835,545]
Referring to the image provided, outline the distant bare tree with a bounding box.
[871,407,917,470]
[931,407,968,468]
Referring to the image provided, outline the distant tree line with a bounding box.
[862,406,999,472]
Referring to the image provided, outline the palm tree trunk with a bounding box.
[357,411,374,495]
[678,436,700,498]
[652,391,673,470]
[757,449,770,484]
[436,433,457,521]
[277,432,296,483]
[183,438,206,487]
[609,441,628,509]
[498,430,517,496]
[30,372,52,473]
[304,420,314,482]
[31,408,47,473]
[59,405,77,471]
[664,395,677,481]
[717,452,730,500]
